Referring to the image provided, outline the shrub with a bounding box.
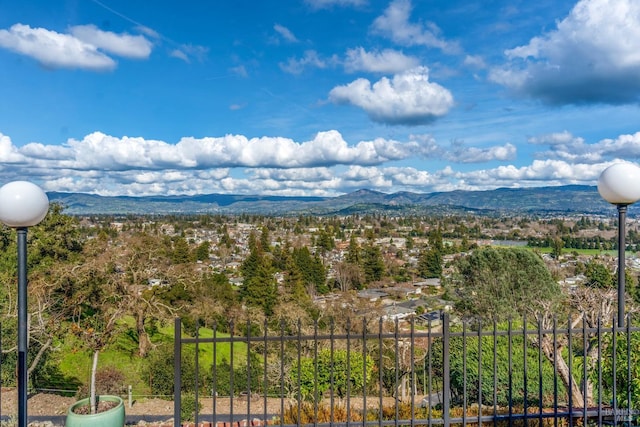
[76,366,126,398]
[180,393,202,422]
[143,343,208,397]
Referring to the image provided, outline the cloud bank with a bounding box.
[0,128,630,197]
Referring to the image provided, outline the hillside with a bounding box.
[46,185,627,216]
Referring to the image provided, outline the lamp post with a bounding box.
[0,181,49,427]
[597,163,640,327]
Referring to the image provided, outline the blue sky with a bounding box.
[1,0,640,197]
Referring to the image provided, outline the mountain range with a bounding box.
[45,185,631,217]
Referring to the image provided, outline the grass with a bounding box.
[52,317,248,397]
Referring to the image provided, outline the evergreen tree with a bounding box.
[260,226,271,252]
[282,251,310,305]
[345,235,360,264]
[428,227,443,252]
[451,247,562,321]
[172,236,192,264]
[292,247,328,294]
[240,255,277,315]
[195,241,211,261]
[417,247,442,279]
[361,239,385,283]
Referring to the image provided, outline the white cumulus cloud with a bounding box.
[0,23,154,70]
[328,67,454,125]
[0,24,116,70]
[489,0,640,104]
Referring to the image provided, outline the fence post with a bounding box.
[174,317,182,427]
[443,313,450,427]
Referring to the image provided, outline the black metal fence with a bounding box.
[174,314,640,427]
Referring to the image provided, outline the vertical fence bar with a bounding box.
[296,320,302,424]
[213,322,218,427]
[597,317,602,427]
[612,315,617,427]
[508,319,513,426]
[493,319,498,427]
[427,318,432,427]
[329,318,335,426]
[462,319,467,427]
[314,320,319,427]
[567,314,573,427]
[378,318,384,427]
[246,319,251,423]
[195,321,200,427]
[263,319,268,426]
[582,316,587,423]
[410,317,415,427]
[477,320,482,426]
[523,316,528,427]
[394,319,399,426]
[279,319,285,427]
[346,317,352,424]
[626,314,632,426]
[363,317,368,427]
[538,318,543,427]
[230,321,235,426]
[553,317,558,427]
[174,317,182,427]
[0,322,2,423]
[442,313,451,427]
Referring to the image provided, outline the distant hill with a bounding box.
[47,185,629,216]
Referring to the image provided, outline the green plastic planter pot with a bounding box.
[66,395,125,427]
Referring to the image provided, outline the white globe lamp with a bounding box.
[0,180,49,427]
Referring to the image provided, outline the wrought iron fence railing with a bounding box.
[174,313,640,427]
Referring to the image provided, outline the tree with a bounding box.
[417,247,442,279]
[64,247,126,414]
[449,247,588,406]
[334,261,363,292]
[585,261,614,289]
[194,241,211,261]
[552,237,564,259]
[345,235,360,264]
[292,247,327,294]
[451,247,561,320]
[281,252,310,305]
[361,239,384,283]
[172,236,192,264]
[240,249,277,315]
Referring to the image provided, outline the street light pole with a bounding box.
[597,163,640,327]
[616,204,627,327]
[17,227,28,427]
[0,181,49,427]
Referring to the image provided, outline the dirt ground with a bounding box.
[0,388,175,417]
[0,388,290,418]
[1,388,402,419]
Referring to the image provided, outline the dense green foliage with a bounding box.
[430,324,564,406]
[450,247,563,321]
[290,349,375,400]
[597,330,640,409]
